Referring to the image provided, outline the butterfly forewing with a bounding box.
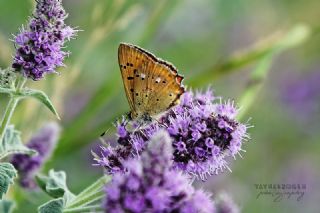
[118,43,184,119]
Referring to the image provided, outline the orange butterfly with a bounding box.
[118,43,185,121]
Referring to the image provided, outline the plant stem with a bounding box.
[0,76,26,143]
[188,24,311,87]
[63,204,103,213]
[66,176,110,209]
[0,98,19,142]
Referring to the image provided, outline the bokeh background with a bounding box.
[0,0,319,212]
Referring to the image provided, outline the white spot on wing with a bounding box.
[156,77,161,83]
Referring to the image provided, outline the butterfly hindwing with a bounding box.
[141,59,184,115]
[118,43,184,119]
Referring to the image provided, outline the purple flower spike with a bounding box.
[104,131,215,213]
[94,88,250,180]
[12,0,77,80]
[11,122,61,188]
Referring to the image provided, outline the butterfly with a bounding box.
[118,43,185,121]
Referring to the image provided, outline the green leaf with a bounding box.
[0,163,17,199]
[0,200,15,213]
[0,125,37,160]
[38,198,64,213]
[36,170,76,213]
[37,175,109,212]
[19,88,60,119]
[35,170,75,204]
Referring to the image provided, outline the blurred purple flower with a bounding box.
[216,192,240,213]
[11,122,61,188]
[12,0,77,80]
[104,131,215,213]
[94,89,250,180]
[281,71,320,120]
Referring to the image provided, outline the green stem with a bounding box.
[0,97,19,142]
[0,76,26,143]
[67,192,105,210]
[63,205,103,213]
[236,24,310,120]
[188,24,311,87]
[66,176,110,209]
[236,53,274,121]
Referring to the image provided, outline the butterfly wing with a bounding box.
[118,43,141,117]
[118,43,184,119]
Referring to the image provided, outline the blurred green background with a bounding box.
[0,0,319,212]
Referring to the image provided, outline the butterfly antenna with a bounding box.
[99,128,110,144]
[100,128,110,137]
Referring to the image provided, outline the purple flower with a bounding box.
[11,122,61,188]
[12,0,76,80]
[94,89,250,180]
[104,131,215,213]
[216,193,240,213]
[281,71,320,122]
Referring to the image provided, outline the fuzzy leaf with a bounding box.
[38,198,64,213]
[0,68,16,90]
[19,88,60,119]
[0,200,15,213]
[0,163,17,199]
[36,170,75,204]
[0,125,37,160]
[37,170,76,212]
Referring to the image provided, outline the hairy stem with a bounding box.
[0,76,26,143]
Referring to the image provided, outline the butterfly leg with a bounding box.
[154,118,168,128]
